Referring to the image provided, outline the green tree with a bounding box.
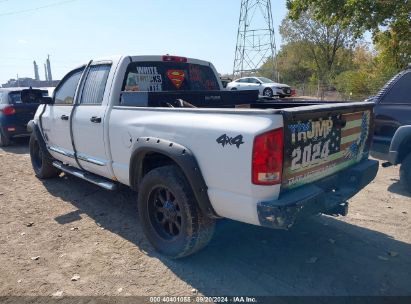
[279,10,357,98]
[333,44,398,100]
[286,0,411,70]
[260,41,313,85]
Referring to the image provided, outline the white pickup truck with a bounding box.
[28,55,378,258]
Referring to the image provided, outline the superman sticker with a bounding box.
[167,70,185,89]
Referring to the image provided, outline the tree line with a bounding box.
[259,0,410,100]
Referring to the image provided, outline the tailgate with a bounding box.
[281,102,374,191]
[12,103,40,125]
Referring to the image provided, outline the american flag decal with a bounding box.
[343,111,370,160]
[283,110,371,189]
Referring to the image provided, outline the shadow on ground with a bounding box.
[42,174,411,296]
[388,179,411,198]
[0,138,29,155]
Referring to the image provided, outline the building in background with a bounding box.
[44,64,48,81]
[46,55,52,81]
[33,61,40,81]
[1,77,59,88]
[1,55,59,88]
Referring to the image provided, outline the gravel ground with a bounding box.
[0,139,410,297]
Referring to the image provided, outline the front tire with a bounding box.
[400,153,411,192]
[137,165,215,258]
[29,133,60,179]
[263,88,273,98]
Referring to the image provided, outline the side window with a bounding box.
[0,93,6,104]
[9,92,22,103]
[54,68,84,105]
[80,64,111,105]
[381,72,411,104]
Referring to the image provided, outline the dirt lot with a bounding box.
[1,139,411,297]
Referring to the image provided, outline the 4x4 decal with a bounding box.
[216,134,244,149]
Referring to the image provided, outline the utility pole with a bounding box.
[233,0,277,80]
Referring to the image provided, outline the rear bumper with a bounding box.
[257,159,379,229]
[0,124,30,138]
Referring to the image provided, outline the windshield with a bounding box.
[256,77,274,83]
[123,61,220,92]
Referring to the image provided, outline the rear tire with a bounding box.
[0,129,10,147]
[29,133,60,179]
[400,153,411,192]
[137,165,215,259]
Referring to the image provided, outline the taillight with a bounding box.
[162,55,187,63]
[252,128,283,185]
[1,106,16,116]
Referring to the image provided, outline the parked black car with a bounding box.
[370,65,411,189]
[0,88,48,147]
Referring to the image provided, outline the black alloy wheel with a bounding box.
[148,186,182,240]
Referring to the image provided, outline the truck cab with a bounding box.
[370,65,411,190]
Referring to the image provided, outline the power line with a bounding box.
[0,0,78,17]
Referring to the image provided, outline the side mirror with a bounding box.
[40,96,54,105]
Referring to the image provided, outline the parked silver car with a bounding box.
[226,77,292,98]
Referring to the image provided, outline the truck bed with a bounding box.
[120,90,364,110]
[119,89,374,192]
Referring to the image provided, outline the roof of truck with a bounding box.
[77,55,213,67]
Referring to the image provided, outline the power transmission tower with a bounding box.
[233,0,277,79]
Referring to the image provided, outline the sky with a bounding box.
[0,0,288,85]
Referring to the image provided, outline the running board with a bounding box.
[52,161,118,191]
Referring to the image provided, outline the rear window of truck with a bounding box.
[122,61,220,92]
[9,90,48,104]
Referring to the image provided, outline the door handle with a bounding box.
[61,115,69,121]
[90,116,102,123]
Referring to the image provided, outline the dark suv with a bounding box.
[370,65,411,189]
[0,88,48,147]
